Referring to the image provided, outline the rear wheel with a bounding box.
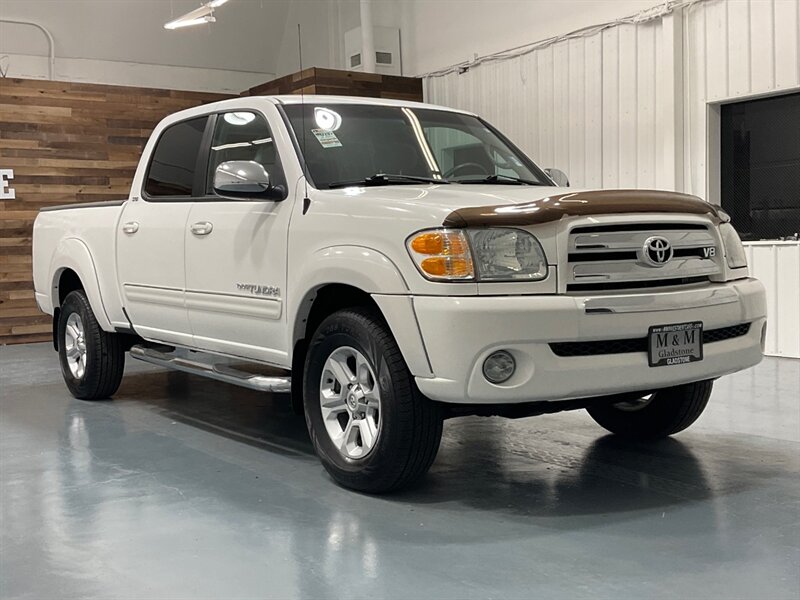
[586,380,713,440]
[303,307,443,493]
[58,290,125,400]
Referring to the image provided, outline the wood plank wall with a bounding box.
[0,78,229,344]
[0,69,422,345]
[245,67,423,101]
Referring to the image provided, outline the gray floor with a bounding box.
[1,343,798,600]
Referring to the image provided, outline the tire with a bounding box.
[303,307,443,493]
[586,380,713,440]
[57,290,125,400]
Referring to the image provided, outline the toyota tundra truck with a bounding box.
[32,96,767,492]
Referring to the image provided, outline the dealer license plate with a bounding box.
[648,321,703,367]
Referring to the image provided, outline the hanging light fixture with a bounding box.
[164,0,231,30]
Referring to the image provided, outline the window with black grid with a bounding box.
[721,92,800,241]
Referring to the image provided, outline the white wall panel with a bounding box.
[602,26,622,188]
[585,34,604,188]
[684,0,800,198]
[425,19,667,190]
[425,0,800,195]
[744,243,800,358]
[775,0,800,88]
[0,53,274,94]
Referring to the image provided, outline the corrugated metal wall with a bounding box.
[424,0,800,196]
[685,0,800,359]
[744,243,800,358]
[424,14,679,190]
[423,0,800,358]
[684,0,800,199]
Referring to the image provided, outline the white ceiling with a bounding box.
[0,0,340,77]
[0,0,673,82]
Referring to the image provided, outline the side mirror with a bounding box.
[213,160,278,199]
[544,168,569,187]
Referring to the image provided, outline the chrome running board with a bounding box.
[129,345,292,393]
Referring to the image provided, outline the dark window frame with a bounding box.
[141,114,214,203]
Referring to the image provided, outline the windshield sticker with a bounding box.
[312,128,342,148]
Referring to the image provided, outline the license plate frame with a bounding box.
[648,321,703,367]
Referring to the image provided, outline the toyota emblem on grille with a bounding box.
[641,236,673,267]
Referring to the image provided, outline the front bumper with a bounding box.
[412,278,766,404]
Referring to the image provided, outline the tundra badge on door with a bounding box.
[236,283,281,298]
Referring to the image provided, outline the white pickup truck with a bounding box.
[33,95,766,492]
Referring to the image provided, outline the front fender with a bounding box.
[49,238,113,331]
[297,245,410,295]
[290,246,433,377]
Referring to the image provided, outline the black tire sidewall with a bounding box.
[587,380,713,439]
[304,311,414,482]
[57,291,109,399]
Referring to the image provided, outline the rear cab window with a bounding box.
[144,116,209,199]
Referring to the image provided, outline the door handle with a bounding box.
[190,221,213,236]
[122,221,139,234]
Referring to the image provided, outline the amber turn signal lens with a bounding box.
[409,231,469,256]
[407,229,474,280]
[420,257,472,277]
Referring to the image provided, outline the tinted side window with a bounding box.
[207,111,285,193]
[145,116,208,197]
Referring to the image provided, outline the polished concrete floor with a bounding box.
[1,343,798,600]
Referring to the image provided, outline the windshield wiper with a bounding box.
[456,173,546,186]
[328,173,449,189]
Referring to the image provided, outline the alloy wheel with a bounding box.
[64,312,87,379]
[319,346,381,459]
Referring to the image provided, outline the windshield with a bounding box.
[283,104,552,189]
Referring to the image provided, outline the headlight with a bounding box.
[467,228,547,281]
[719,222,747,269]
[407,228,548,282]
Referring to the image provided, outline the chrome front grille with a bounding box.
[566,223,721,292]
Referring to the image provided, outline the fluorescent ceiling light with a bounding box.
[164,0,230,30]
[165,16,215,29]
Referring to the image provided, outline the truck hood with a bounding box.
[321,185,722,226]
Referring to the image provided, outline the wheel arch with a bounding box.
[51,268,82,351]
[288,247,433,412]
[49,238,113,332]
[289,246,410,348]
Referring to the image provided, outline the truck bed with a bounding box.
[32,200,129,330]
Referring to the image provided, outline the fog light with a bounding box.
[483,350,516,384]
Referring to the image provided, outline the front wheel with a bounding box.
[58,290,125,400]
[586,380,713,440]
[303,307,443,493]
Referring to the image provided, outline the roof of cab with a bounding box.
[154,94,477,131]
[265,94,475,115]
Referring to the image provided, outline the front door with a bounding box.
[184,110,292,365]
[117,115,209,346]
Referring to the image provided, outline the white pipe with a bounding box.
[359,0,375,73]
[0,18,56,79]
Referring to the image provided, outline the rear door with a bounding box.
[184,109,292,365]
[117,115,210,346]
